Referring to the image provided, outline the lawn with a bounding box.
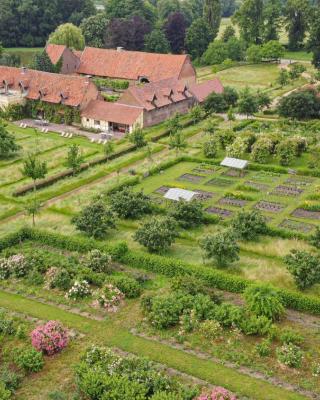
[5,47,42,66]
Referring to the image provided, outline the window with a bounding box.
[94,120,100,125]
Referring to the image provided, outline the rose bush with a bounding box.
[197,387,237,400]
[31,321,69,356]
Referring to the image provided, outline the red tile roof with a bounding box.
[189,78,224,103]
[45,44,67,65]
[0,66,99,108]
[82,100,143,125]
[77,47,190,82]
[119,77,192,111]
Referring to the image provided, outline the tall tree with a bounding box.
[48,23,85,50]
[22,154,47,193]
[262,0,282,42]
[144,29,170,53]
[65,144,84,176]
[80,13,108,48]
[165,12,187,54]
[285,0,310,51]
[0,120,20,159]
[233,0,264,44]
[31,51,60,73]
[105,0,156,22]
[203,0,221,39]
[185,18,212,59]
[307,8,320,69]
[157,0,181,20]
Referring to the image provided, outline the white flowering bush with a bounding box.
[198,320,222,341]
[44,267,60,289]
[276,344,303,368]
[0,258,11,280]
[93,284,125,312]
[312,362,320,377]
[66,280,91,300]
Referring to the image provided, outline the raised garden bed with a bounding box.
[154,186,170,195]
[279,219,316,233]
[206,206,234,218]
[272,185,304,197]
[205,177,234,187]
[177,173,204,183]
[292,208,320,220]
[244,181,270,191]
[218,197,248,207]
[192,167,215,175]
[255,201,286,213]
[285,177,314,187]
[194,190,215,200]
[222,168,248,177]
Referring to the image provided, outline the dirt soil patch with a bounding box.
[192,167,215,175]
[279,219,316,233]
[292,208,320,220]
[272,185,304,197]
[206,206,234,218]
[285,177,314,187]
[177,174,204,183]
[219,197,248,207]
[205,178,234,187]
[154,186,170,195]
[244,181,270,191]
[194,190,215,200]
[255,201,286,213]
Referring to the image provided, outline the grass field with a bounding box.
[5,47,42,66]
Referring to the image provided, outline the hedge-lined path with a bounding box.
[0,290,308,400]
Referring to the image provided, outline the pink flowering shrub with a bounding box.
[31,321,69,356]
[197,387,237,400]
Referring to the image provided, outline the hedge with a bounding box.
[12,144,137,197]
[2,228,320,316]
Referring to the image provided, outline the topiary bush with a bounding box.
[31,321,69,356]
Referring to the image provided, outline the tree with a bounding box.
[203,0,222,39]
[276,69,290,87]
[276,139,296,166]
[144,29,170,53]
[307,8,320,70]
[246,44,263,63]
[109,187,152,219]
[22,154,47,192]
[167,113,182,135]
[169,199,204,228]
[221,25,236,42]
[204,93,228,113]
[284,249,320,290]
[0,120,20,158]
[203,136,219,158]
[106,16,151,51]
[233,0,264,44]
[251,138,273,163]
[185,18,212,60]
[189,105,205,124]
[80,13,108,48]
[227,105,235,127]
[30,51,60,73]
[157,0,181,20]
[48,23,85,50]
[165,12,187,54]
[129,128,146,148]
[223,86,239,106]
[285,0,310,51]
[65,144,84,176]
[104,140,115,161]
[262,0,282,42]
[256,91,271,110]
[231,209,267,240]
[105,0,155,21]
[25,198,41,227]
[278,89,320,119]
[261,40,284,61]
[238,87,259,117]
[202,40,229,65]
[244,284,284,321]
[134,216,178,253]
[72,200,116,239]
[200,230,240,267]
[169,131,187,155]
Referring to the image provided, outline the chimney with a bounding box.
[117,47,124,52]
[84,75,92,85]
[21,66,28,74]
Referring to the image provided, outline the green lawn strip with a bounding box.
[0,290,307,400]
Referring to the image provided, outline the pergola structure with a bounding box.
[220,157,248,177]
[164,188,197,202]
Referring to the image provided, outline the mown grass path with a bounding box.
[0,290,307,400]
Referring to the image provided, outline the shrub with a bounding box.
[171,275,208,296]
[276,139,296,166]
[231,210,267,241]
[255,339,272,357]
[109,187,152,219]
[179,309,199,333]
[0,366,21,393]
[279,329,304,345]
[0,258,11,279]
[0,311,15,335]
[251,138,272,163]
[212,303,244,328]
[31,321,68,356]
[216,130,235,149]
[278,89,320,120]
[72,200,116,239]
[244,285,284,321]
[66,280,91,300]
[15,347,44,372]
[276,344,303,368]
[239,315,273,336]
[200,230,240,267]
[169,200,204,228]
[93,284,125,312]
[198,320,222,340]
[107,275,141,298]
[134,216,178,253]
[203,137,218,158]
[27,269,44,285]
[83,249,113,273]
[197,387,237,400]
[51,268,72,290]
[0,383,11,400]
[284,250,320,290]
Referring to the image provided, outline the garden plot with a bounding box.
[279,219,316,233]
[177,173,205,183]
[205,177,234,187]
[285,177,315,186]
[222,168,248,177]
[192,166,215,175]
[255,201,286,213]
[218,197,248,207]
[206,206,234,218]
[272,185,304,197]
[244,180,270,191]
[194,190,215,200]
[292,208,320,220]
[154,186,170,195]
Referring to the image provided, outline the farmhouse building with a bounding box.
[0,66,99,112]
[75,47,197,85]
[45,44,80,74]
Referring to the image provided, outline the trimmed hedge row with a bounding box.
[13,144,137,197]
[1,228,320,316]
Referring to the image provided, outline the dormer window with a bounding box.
[39,88,48,99]
[60,91,69,103]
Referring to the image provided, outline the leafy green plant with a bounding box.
[15,347,44,373]
[276,344,303,368]
[244,285,284,321]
